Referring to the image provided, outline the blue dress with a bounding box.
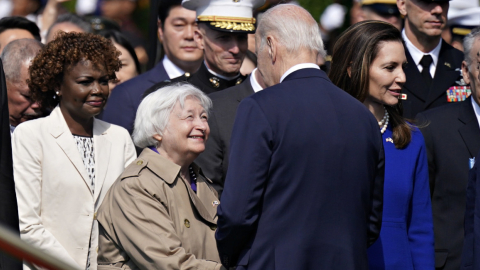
[368,124,435,269]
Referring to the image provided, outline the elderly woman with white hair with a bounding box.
[96,83,225,270]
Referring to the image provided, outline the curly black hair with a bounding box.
[28,31,121,109]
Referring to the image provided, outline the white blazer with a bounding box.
[12,106,136,270]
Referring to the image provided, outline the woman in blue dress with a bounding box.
[329,21,435,270]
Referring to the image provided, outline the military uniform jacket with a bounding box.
[143,62,246,98]
[402,40,463,119]
[97,149,225,270]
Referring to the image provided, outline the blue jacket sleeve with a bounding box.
[215,98,273,267]
[102,84,136,134]
[407,132,435,269]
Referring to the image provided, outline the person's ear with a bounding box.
[158,19,164,43]
[153,134,162,142]
[194,27,205,50]
[267,36,276,64]
[462,60,471,85]
[397,0,407,16]
[347,64,352,78]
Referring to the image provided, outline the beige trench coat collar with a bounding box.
[139,149,219,224]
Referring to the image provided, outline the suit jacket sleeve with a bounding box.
[12,124,79,268]
[215,98,273,266]
[407,133,435,269]
[102,86,136,134]
[100,178,223,270]
[195,111,225,194]
[369,138,385,247]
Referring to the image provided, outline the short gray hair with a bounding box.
[46,13,92,41]
[1,38,43,84]
[257,4,325,57]
[463,27,480,66]
[133,83,213,148]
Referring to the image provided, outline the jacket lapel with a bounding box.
[48,107,92,196]
[403,49,429,102]
[93,120,111,203]
[425,41,461,109]
[458,99,480,157]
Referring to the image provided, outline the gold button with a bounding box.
[136,160,143,165]
[184,219,190,228]
[210,225,217,231]
[185,72,190,77]
[94,212,97,220]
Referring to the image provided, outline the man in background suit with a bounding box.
[0,58,22,269]
[416,27,480,270]
[397,0,463,119]
[101,0,203,133]
[215,4,385,269]
[195,68,265,195]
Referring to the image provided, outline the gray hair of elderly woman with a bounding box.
[463,27,480,66]
[133,83,212,149]
[257,3,326,58]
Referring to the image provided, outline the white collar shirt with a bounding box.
[280,63,320,83]
[162,55,184,79]
[471,97,480,129]
[250,68,264,93]
[402,29,442,78]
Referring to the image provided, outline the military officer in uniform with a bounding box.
[143,0,265,97]
[397,0,464,119]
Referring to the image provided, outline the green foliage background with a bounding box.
[297,0,333,22]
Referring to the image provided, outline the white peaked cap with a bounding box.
[182,0,265,33]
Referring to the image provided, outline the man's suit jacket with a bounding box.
[216,68,385,270]
[195,77,254,196]
[462,149,480,270]
[402,40,463,119]
[0,60,22,269]
[416,98,480,270]
[101,61,169,134]
[12,106,136,269]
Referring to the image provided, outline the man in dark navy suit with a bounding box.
[417,27,480,270]
[215,4,385,270]
[101,0,203,133]
[396,0,463,119]
[195,68,265,195]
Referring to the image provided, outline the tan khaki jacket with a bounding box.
[97,149,225,270]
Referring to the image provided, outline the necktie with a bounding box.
[420,55,433,88]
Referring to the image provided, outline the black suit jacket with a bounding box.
[216,68,385,269]
[417,98,480,270]
[195,77,254,196]
[403,40,463,119]
[0,60,22,269]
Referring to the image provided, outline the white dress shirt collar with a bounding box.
[402,29,442,77]
[471,97,480,130]
[280,63,320,83]
[162,56,184,79]
[250,68,263,92]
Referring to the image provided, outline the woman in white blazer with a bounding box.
[12,32,136,270]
